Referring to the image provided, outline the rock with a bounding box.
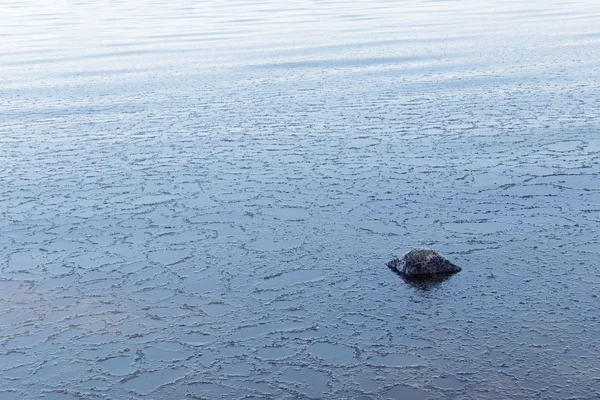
[387,249,462,277]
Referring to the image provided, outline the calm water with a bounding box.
[2,1,600,399]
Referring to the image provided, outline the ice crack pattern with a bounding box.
[1,0,600,399]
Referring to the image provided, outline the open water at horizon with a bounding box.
[1,1,600,399]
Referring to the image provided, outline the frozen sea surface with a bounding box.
[2,0,600,399]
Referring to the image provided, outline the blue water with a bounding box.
[1,1,600,399]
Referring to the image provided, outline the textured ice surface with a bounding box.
[2,0,600,399]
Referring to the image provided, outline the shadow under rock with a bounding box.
[389,268,457,291]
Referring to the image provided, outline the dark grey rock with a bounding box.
[387,249,462,277]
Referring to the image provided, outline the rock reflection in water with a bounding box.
[394,271,457,291]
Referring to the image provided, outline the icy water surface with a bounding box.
[2,0,600,399]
